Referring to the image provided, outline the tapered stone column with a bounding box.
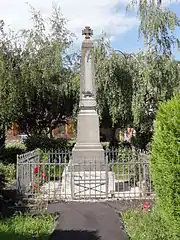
[72,26,104,170]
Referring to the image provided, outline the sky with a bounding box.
[0,0,179,59]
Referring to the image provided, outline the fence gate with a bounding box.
[70,161,109,200]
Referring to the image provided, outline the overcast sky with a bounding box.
[0,0,179,59]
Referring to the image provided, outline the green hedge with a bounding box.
[0,163,16,189]
[0,142,26,164]
[151,94,180,238]
[25,135,72,151]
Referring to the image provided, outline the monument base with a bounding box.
[38,166,143,200]
[60,163,115,200]
[72,107,105,171]
[72,143,105,171]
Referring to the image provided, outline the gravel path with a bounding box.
[48,202,129,240]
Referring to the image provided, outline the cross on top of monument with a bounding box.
[82,26,93,39]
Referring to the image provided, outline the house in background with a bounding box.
[6,120,76,143]
[6,120,136,145]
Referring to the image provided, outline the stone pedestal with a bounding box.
[60,163,115,200]
[72,101,105,171]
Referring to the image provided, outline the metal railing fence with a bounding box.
[17,148,154,201]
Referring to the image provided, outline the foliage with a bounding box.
[151,93,180,237]
[0,5,79,137]
[126,1,180,149]
[0,21,19,128]
[25,135,71,151]
[94,37,179,147]
[33,164,48,192]
[129,52,179,148]
[0,213,55,239]
[49,165,64,181]
[32,149,65,192]
[129,0,180,55]
[101,142,111,149]
[112,147,149,185]
[131,131,153,150]
[6,141,26,149]
[94,37,133,128]
[0,163,15,189]
[0,168,6,190]
[113,147,133,179]
[0,4,179,149]
[0,142,26,164]
[123,208,177,240]
[16,5,79,135]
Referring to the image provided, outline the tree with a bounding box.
[129,0,180,55]
[125,0,180,147]
[0,4,179,148]
[93,36,180,148]
[130,51,180,148]
[0,5,79,139]
[0,20,22,146]
[94,37,133,131]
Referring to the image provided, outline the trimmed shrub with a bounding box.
[0,142,26,164]
[0,163,16,189]
[25,135,71,151]
[151,94,180,238]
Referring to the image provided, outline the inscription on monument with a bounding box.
[84,49,93,95]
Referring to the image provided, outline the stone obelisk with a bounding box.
[72,26,104,170]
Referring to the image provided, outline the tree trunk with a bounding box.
[110,123,118,147]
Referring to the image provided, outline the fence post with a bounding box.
[70,160,74,199]
[105,154,109,198]
[16,154,20,193]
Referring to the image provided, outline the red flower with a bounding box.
[143,201,150,211]
[33,183,38,190]
[34,166,39,174]
[41,173,46,180]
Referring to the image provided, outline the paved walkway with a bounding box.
[48,202,129,240]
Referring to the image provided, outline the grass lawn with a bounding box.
[122,209,178,240]
[0,214,55,239]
